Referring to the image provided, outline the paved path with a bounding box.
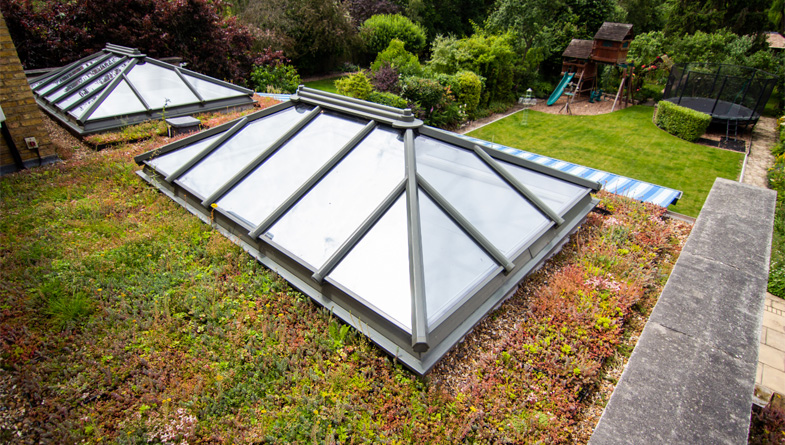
[756,293,785,402]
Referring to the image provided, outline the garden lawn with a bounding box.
[303,75,345,95]
[468,106,744,216]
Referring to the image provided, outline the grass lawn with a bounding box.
[467,106,744,216]
[303,75,345,95]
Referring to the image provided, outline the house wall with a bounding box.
[0,13,57,174]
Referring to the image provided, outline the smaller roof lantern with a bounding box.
[29,44,254,135]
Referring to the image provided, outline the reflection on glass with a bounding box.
[68,96,98,120]
[45,56,122,102]
[183,74,247,101]
[498,159,589,214]
[177,106,313,198]
[148,133,224,176]
[56,60,132,112]
[415,136,549,256]
[268,127,404,269]
[89,80,146,119]
[328,197,412,331]
[216,113,367,226]
[126,63,198,108]
[419,192,496,326]
[36,58,101,95]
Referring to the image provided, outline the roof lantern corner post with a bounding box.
[404,128,429,353]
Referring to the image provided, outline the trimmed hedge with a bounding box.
[367,91,409,109]
[654,100,711,142]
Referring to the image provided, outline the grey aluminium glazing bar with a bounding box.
[165,117,249,183]
[174,67,205,103]
[200,106,322,207]
[472,145,565,226]
[34,53,113,94]
[405,129,429,353]
[122,73,152,112]
[77,58,138,121]
[50,55,127,106]
[312,178,407,283]
[249,120,376,239]
[417,174,515,273]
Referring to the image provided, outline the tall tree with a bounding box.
[665,0,771,36]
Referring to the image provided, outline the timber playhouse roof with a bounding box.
[134,87,600,374]
[29,44,254,135]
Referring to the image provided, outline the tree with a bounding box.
[617,0,669,34]
[664,0,771,36]
[405,0,497,40]
[770,0,785,34]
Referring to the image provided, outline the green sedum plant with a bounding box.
[654,100,711,142]
[335,71,373,100]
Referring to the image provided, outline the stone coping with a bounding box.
[589,178,776,444]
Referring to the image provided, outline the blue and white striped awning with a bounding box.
[459,135,682,208]
[255,92,293,102]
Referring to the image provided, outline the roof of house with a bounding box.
[594,22,634,42]
[563,39,594,59]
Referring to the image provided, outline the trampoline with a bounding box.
[662,63,777,128]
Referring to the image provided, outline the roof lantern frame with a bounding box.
[29,44,254,136]
[134,86,601,374]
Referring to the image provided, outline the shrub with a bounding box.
[335,71,373,100]
[370,62,401,94]
[370,39,422,76]
[360,14,427,56]
[654,101,711,142]
[248,63,301,94]
[400,76,466,128]
[428,33,517,105]
[768,120,785,298]
[1,0,258,83]
[451,71,483,119]
[344,0,400,26]
[400,76,445,112]
[367,91,409,108]
[635,83,664,103]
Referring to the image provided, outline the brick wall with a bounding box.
[0,12,56,172]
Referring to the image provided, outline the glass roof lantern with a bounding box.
[134,87,601,374]
[29,43,254,135]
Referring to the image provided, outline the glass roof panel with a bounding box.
[126,63,198,108]
[415,135,550,256]
[216,112,368,227]
[34,58,101,93]
[328,196,412,331]
[88,80,146,119]
[498,161,590,214]
[148,133,224,177]
[183,73,248,100]
[420,192,497,326]
[177,106,313,199]
[45,56,123,103]
[58,59,132,115]
[267,127,405,269]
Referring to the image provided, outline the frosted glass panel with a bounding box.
[68,97,98,120]
[46,56,123,102]
[177,106,312,199]
[216,113,367,226]
[329,197,412,331]
[268,127,404,268]
[126,63,198,108]
[89,80,146,119]
[184,74,247,100]
[420,193,497,326]
[148,133,223,176]
[415,136,549,256]
[499,160,590,214]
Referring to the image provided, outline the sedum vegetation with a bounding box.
[0,118,690,442]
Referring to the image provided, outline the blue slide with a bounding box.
[547,72,575,106]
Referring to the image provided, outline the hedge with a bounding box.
[367,91,409,109]
[359,14,427,56]
[654,100,711,142]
